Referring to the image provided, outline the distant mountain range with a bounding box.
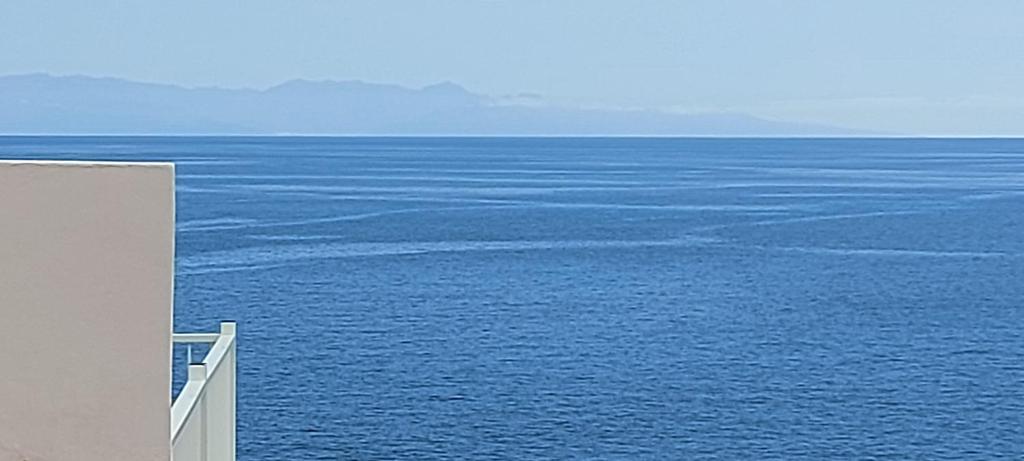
[0,74,863,136]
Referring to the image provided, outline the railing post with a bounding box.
[189,363,209,461]
[219,321,236,461]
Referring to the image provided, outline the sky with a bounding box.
[2,0,1023,135]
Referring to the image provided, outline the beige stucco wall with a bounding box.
[0,161,174,461]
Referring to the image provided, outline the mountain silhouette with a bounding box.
[0,74,863,135]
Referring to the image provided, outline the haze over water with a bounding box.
[3,137,1023,459]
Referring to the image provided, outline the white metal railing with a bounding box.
[172,322,237,461]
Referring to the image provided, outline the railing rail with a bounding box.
[174,333,223,343]
[172,322,236,461]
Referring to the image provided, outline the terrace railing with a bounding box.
[171,322,237,461]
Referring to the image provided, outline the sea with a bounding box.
[2,137,1023,460]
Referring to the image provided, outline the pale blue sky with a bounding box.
[2,0,1023,135]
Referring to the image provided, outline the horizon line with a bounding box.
[3,134,1024,139]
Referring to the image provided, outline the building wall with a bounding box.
[0,161,175,461]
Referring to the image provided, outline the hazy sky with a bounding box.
[3,0,1023,135]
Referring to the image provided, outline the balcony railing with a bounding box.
[172,322,237,461]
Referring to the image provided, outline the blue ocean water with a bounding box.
[3,137,1023,459]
